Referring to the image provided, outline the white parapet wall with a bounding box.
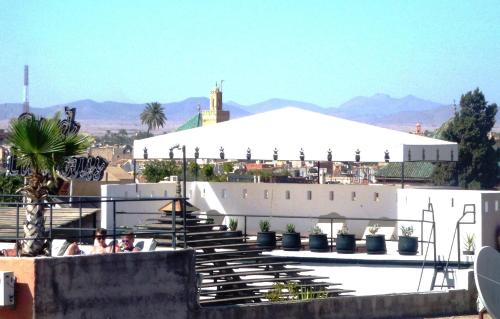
[397,188,500,260]
[102,182,399,237]
[101,182,500,260]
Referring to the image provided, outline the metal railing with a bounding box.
[0,195,186,255]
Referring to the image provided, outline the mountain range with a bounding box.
[0,94,472,134]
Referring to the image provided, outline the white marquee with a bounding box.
[133,107,457,162]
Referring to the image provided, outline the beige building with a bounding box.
[89,145,133,164]
[201,84,230,126]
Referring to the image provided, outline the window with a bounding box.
[124,191,128,198]
[496,200,499,212]
[307,190,312,200]
[485,201,489,213]
[201,188,206,198]
[264,190,269,199]
[351,192,356,201]
[374,192,379,202]
[221,189,227,199]
[242,189,248,199]
[451,198,454,208]
[329,191,334,201]
[285,190,291,200]
[163,190,168,197]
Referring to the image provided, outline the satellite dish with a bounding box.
[474,246,500,318]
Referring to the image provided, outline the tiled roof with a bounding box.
[374,162,435,180]
[176,113,202,132]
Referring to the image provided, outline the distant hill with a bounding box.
[0,98,251,134]
[326,94,446,123]
[1,94,496,134]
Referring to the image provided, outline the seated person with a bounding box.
[119,230,141,252]
[89,228,113,254]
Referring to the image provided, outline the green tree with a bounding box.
[432,89,498,189]
[0,174,24,203]
[142,160,180,183]
[188,161,200,180]
[222,162,234,174]
[8,114,92,255]
[202,164,215,181]
[140,102,166,134]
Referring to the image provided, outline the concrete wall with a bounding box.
[102,182,399,236]
[0,249,197,319]
[0,250,478,319]
[196,289,476,319]
[397,189,500,260]
[0,258,35,319]
[101,183,500,259]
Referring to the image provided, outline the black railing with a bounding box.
[0,195,186,255]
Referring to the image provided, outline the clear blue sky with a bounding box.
[1,1,499,107]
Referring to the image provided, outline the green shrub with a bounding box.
[259,219,271,232]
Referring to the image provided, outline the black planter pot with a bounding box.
[336,234,356,254]
[222,230,243,244]
[366,235,386,254]
[223,230,242,238]
[257,231,276,250]
[282,232,301,251]
[309,234,329,252]
[398,236,418,255]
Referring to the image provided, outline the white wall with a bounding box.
[397,189,500,261]
[101,182,177,229]
[102,182,398,237]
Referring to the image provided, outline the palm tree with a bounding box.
[8,114,92,256]
[140,102,166,134]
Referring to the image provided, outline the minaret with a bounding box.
[202,81,230,126]
[209,82,223,112]
[23,65,29,113]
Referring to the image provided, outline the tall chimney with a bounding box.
[23,65,29,113]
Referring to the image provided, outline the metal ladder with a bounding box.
[430,204,476,290]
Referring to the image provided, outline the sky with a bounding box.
[0,1,499,108]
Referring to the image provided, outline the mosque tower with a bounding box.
[202,81,230,126]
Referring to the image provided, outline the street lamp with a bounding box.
[170,144,187,248]
[194,147,199,181]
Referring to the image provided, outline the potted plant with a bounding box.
[366,224,386,254]
[309,226,329,252]
[282,223,301,251]
[257,219,276,250]
[398,225,418,255]
[463,233,475,255]
[224,217,242,238]
[336,224,356,254]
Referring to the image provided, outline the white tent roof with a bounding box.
[133,107,457,162]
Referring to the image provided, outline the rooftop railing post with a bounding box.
[133,159,137,183]
[244,216,247,243]
[330,218,333,252]
[49,203,53,247]
[112,200,116,253]
[182,145,187,249]
[172,199,177,249]
[16,203,20,241]
[78,200,83,243]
